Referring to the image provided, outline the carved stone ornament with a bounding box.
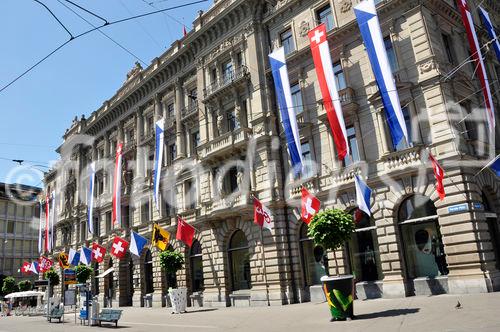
[340,0,352,13]
[126,61,143,81]
[299,21,310,37]
[419,60,436,74]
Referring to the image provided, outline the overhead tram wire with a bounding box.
[57,0,147,66]
[0,0,210,94]
[119,0,164,51]
[33,0,74,39]
[61,0,109,25]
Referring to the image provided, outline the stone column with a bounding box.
[135,109,144,179]
[376,109,390,155]
[175,79,185,159]
[154,93,162,122]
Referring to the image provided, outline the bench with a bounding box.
[48,307,64,323]
[97,309,123,327]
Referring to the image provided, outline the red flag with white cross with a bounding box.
[111,236,129,259]
[21,261,32,275]
[429,153,445,200]
[301,187,320,224]
[92,242,106,263]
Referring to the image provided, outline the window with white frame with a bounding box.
[333,62,347,90]
[281,28,295,55]
[301,142,314,178]
[290,83,304,115]
[317,4,334,31]
[384,36,398,73]
[344,126,361,167]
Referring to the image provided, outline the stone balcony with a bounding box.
[381,144,424,173]
[318,86,359,119]
[203,66,250,101]
[199,127,252,160]
[181,102,199,121]
[203,192,253,218]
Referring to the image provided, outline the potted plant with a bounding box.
[2,276,18,295]
[308,208,356,321]
[44,268,60,299]
[75,265,93,284]
[18,280,33,291]
[159,249,186,314]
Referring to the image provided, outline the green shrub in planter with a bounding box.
[75,265,94,284]
[308,208,355,275]
[44,268,60,286]
[2,276,18,294]
[18,280,32,291]
[159,250,184,288]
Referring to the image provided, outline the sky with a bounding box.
[0,0,211,187]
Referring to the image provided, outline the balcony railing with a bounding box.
[204,66,249,98]
[181,101,199,119]
[200,127,252,159]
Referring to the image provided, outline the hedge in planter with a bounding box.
[308,208,356,320]
[159,250,184,283]
[18,280,33,292]
[2,276,18,294]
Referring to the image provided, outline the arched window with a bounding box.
[228,230,251,291]
[190,240,204,292]
[348,210,381,281]
[398,195,448,278]
[299,223,326,286]
[482,192,500,269]
[144,250,154,294]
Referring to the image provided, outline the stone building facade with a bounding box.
[45,0,500,307]
[0,183,41,281]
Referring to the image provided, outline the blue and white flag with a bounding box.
[29,261,39,275]
[355,175,372,216]
[69,248,80,266]
[487,155,500,177]
[80,246,92,266]
[87,161,96,234]
[354,0,408,147]
[130,231,148,257]
[153,119,164,211]
[269,47,303,175]
[479,7,500,62]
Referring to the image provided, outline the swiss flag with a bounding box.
[111,236,129,259]
[301,187,320,224]
[429,153,445,200]
[21,261,31,275]
[176,216,195,247]
[92,243,106,263]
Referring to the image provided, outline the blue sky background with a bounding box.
[0,0,211,187]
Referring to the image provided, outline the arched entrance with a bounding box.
[143,249,154,295]
[347,209,381,282]
[104,258,114,307]
[118,252,133,306]
[189,240,204,292]
[298,223,326,287]
[228,230,251,291]
[482,192,500,270]
[398,195,448,279]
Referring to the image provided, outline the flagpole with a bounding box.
[259,227,270,307]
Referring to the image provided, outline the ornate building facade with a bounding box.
[45,0,500,307]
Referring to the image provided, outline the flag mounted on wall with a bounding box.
[176,216,196,247]
[457,0,495,133]
[69,248,80,267]
[80,246,92,266]
[354,0,408,148]
[22,261,31,275]
[253,198,274,231]
[269,47,303,176]
[29,261,40,275]
[58,252,70,269]
[301,187,320,224]
[308,23,349,160]
[429,153,445,200]
[39,256,53,273]
[355,175,373,216]
[153,119,164,212]
[92,243,106,263]
[479,6,500,62]
[111,236,129,259]
[130,232,148,257]
[88,161,96,234]
[152,223,170,251]
[112,143,123,226]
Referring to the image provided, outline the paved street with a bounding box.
[1,292,500,331]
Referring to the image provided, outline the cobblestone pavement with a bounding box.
[1,292,500,332]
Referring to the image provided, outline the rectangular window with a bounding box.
[0,202,5,218]
[441,33,455,64]
[211,68,217,83]
[106,211,112,233]
[147,116,154,135]
[122,205,131,228]
[81,221,86,241]
[188,88,198,108]
[93,217,100,237]
[24,206,33,220]
[333,62,347,90]
[169,144,177,163]
[384,36,398,73]
[141,202,150,223]
[301,142,313,178]
[14,220,23,233]
[290,83,304,115]
[280,28,295,55]
[344,126,361,167]
[192,131,200,152]
[317,4,334,31]
[7,203,15,219]
[6,220,14,234]
[236,51,244,67]
[393,107,413,151]
[227,110,240,131]
[222,61,234,83]
[185,180,196,210]
[167,103,175,118]
[0,219,5,234]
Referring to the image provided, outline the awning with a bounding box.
[4,291,45,299]
[96,267,114,279]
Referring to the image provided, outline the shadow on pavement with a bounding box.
[354,308,420,320]
[182,308,218,314]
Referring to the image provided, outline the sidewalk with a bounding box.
[1,292,500,331]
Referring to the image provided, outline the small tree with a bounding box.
[75,265,93,284]
[159,250,184,288]
[18,280,32,291]
[308,208,355,276]
[2,276,18,295]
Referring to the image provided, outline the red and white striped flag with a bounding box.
[308,24,349,160]
[112,143,123,225]
[429,153,445,201]
[45,194,50,253]
[254,198,273,231]
[458,0,495,133]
